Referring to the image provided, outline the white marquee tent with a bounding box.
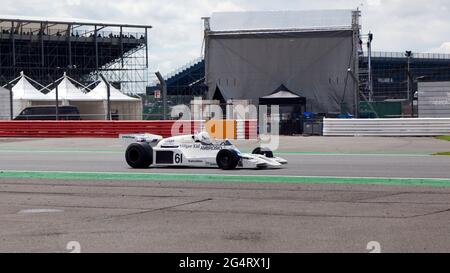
[45,74,104,120]
[90,80,142,120]
[46,74,100,102]
[11,72,52,117]
[12,73,49,101]
[4,72,143,120]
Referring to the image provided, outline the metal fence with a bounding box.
[0,114,167,121]
[362,51,450,60]
[323,118,450,136]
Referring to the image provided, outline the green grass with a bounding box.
[436,136,450,141]
[1,170,450,187]
[434,136,450,155]
[433,152,450,156]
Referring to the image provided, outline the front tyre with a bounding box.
[216,149,240,170]
[125,143,153,169]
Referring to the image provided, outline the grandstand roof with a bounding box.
[0,14,151,29]
[362,51,450,60]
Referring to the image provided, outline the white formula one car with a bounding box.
[120,132,287,170]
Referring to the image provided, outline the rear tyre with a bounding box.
[252,147,274,158]
[125,143,153,169]
[216,149,240,170]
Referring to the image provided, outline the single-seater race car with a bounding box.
[120,132,287,170]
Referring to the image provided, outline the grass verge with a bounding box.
[434,136,450,155]
[433,152,450,156]
[436,136,450,142]
[1,170,450,187]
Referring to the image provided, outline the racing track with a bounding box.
[0,137,450,252]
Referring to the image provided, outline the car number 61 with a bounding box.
[175,153,183,164]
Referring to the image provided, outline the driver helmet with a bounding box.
[195,131,212,144]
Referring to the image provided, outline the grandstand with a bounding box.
[0,16,151,94]
[146,58,207,104]
[359,51,450,101]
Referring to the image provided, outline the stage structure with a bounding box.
[204,10,361,115]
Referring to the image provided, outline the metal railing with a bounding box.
[0,27,145,40]
[362,51,450,60]
[0,113,177,121]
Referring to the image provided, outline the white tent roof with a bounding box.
[90,80,140,101]
[262,90,301,99]
[12,74,49,101]
[46,76,101,101]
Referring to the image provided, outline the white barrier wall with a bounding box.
[323,118,450,136]
[418,81,450,118]
[236,120,246,140]
[0,87,11,120]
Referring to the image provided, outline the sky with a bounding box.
[1,0,450,79]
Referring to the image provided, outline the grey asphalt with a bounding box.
[1,136,450,178]
[2,151,450,178]
[0,137,450,252]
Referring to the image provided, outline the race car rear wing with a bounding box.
[119,134,163,148]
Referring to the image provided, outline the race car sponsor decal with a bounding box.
[200,145,224,151]
[179,144,202,149]
[188,160,204,163]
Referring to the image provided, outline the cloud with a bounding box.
[431,42,450,54]
[366,0,381,6]
[360,0,450,53]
